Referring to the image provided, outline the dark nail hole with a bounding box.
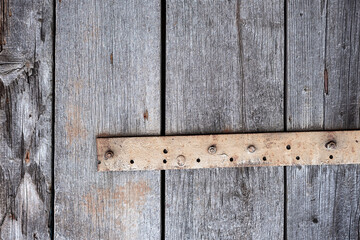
[329,155,333,159]
[196,158,201,163]
[163,149,168,154]
[263,157,267,161]
[296,156,300,160]
[230,157,234,162]
[97,161,101,164]
[130,160,134,164]
[286,145,291,150]
[163,159,167,164]
[312,218,318,223]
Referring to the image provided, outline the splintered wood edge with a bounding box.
[96,130,360,172]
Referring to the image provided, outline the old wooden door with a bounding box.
[1,0,359,239]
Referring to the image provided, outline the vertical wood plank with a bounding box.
[166,0,284,239]
[287,0,360,239]
[0,0,53,239]
[55,0,161,239]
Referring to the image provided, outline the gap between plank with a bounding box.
[50,0,56,239]
[283,0,288,239]
[160,0,166,238]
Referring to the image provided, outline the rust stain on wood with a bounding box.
[72,78,84,92]
[223,127,233,133]
[143,110,149,120]
[81,181,151,228]
[65,104,87,145]
[0,0,9,51]
[97,132,111,137]
[110,53,113,65]
[25,151,30,164]
[324,68,328,94]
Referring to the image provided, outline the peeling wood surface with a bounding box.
[287,0,360,239]
[97,131,360,171]
[0,0,53,239]
[165,0,284,238]
[54,0,161,239]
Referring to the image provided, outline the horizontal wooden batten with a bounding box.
[96,131,360,171]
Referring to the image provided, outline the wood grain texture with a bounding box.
[0,0,53,239]
[55,0,161,239]
[165,0,284,239]
[97,131,360,171]
[287,0,360,239]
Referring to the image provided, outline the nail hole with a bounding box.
[163,149,168,154]
[163,159,167,164]
[130,160,134,164]
[296,156,300,160]
[286,145,291,150]
[196,158,201,163]
[312,218,318,223]
[263,157,267,161]
[329,155,333,159]
[97,161,101,164]
[230,157,234,162]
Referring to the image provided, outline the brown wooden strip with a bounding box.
[97,130,360,171]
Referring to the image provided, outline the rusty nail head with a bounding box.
[105,150,114,159]
[326,141,336,149]
[247,145,256,153]
[208,145,217,154]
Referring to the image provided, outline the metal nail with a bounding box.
[105,150,114,159]
[247,145,256,153]
[326,141,336,149]
[177,155,186,167]
[208,145,217,154]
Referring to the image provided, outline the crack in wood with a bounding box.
[0,0,9,52]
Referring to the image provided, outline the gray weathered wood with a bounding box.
[287,0,360,239]
[165,0,284,238]
[0,0,53,239]
[54,0,161,239]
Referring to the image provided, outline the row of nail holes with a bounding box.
[128,145,335,165]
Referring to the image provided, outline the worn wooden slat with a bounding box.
[287,0,360,239]
[97,131,360,171]
[0,0,53,239]
[166,0,284,238]
[55,0,161,239]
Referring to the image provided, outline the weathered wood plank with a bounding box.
[97,131,360,171]
[55,0,161,239]
[165,0,284,238]
[0,0,53,239]
[287,0,360,239]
